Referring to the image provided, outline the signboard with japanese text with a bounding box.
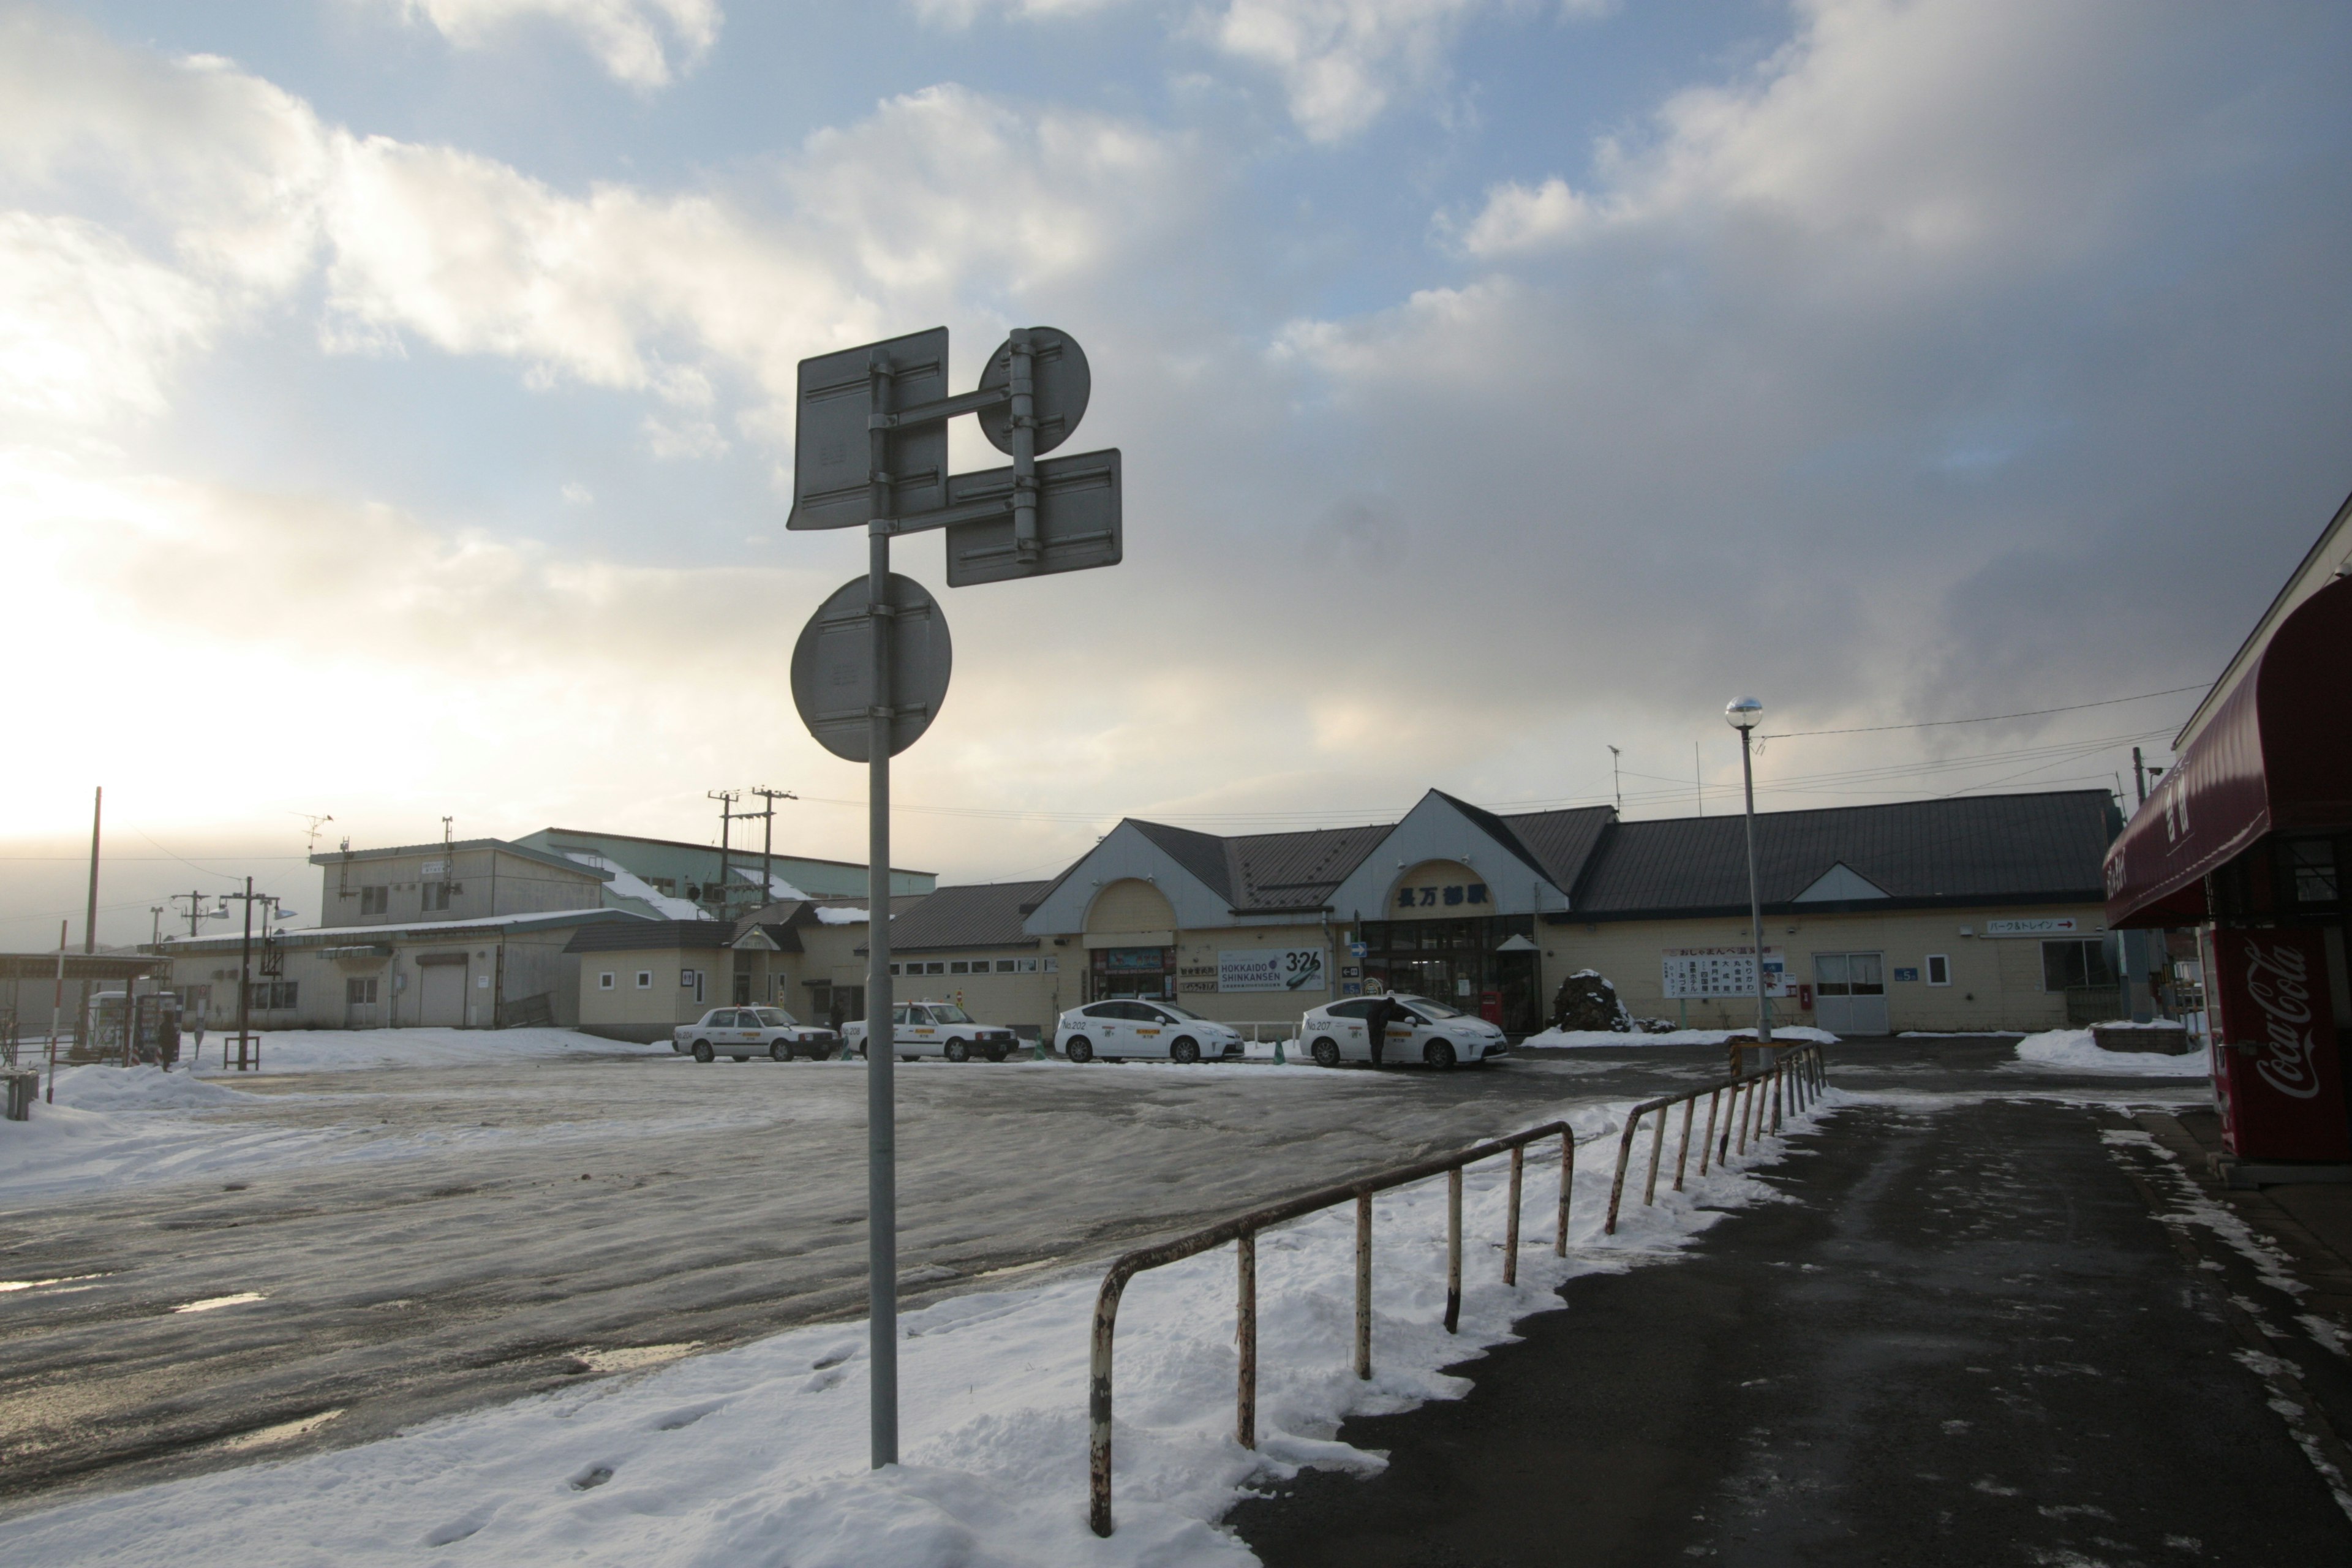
[1982,917,2083,938]
[1218,948,1329,993]
[1391,880,1490,913]
[1662,947,1790,1000]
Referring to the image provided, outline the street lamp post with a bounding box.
[1724,696,1771,1065]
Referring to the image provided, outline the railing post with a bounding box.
[1771,1065,1784,1133]
[1504,1142,1525,1286]
[1733,1079,1751,1158]
[1673,1095,1696,1191]
[1444,1166,1463,1334]
[1556,1127,1572,1256]
[1642,1102,1667,1208]
[1088,1270,1129,1538]
[1354,1189,1373,1380]
[1237,1229,1257,1450]
[1604,1109,1641,1234]
[1700,1088,1720,1175]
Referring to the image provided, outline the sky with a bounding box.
[3,0,2350,948]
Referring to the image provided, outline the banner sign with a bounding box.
[2207,926,2351,1161]
[1219,948,1328,993]
[1981,918,2081,937]
[1663,947,1790,1000]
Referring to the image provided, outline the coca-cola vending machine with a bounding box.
[2205,925,2351,1163]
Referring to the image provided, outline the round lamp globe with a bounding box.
[1724,696,1764,731]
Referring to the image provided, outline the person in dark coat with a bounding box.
[157,1011,182,1072]
[1363,993,1406,1067]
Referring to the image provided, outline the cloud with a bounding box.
[1202,0,1491,142]
[1451,175,1586,256]
[0,213,219,422]
[379,0,723,88]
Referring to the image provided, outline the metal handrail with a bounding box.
[1087,1119,1575,1537]
[1604,1041,1829,1234]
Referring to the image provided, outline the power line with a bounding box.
[1759,684,2207,739]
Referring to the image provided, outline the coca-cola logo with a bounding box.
[2242,940,2322,1101]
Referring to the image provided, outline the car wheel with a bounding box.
[1066,1036,1093,1064]
[1311,1038,1341,1069]
[771,1042,791,1062]
[984,1044,1007,1063]
[731,1055,748,1063]
[692,1041,714,1063]
[1423,1039,1457,1070]
[945,1039,969,1063]
[1171,1037,1200,1065]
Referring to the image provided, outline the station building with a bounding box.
[1019,788,2124,1038]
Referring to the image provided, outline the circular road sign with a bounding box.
[790,573,952,763]
[978,326,1090,456]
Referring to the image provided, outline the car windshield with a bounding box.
[926,1003,974,1024]
[750,1008,795,1026]
[1397,995,1466,1020]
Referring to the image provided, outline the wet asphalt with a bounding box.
[1227,1091,2352,1567]
[0,1038,2222,1525]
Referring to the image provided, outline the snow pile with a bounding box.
[48,1063,249,1112]
[1524,1025,1839,1049]
[1,1094,1839,1567]
[187,1027,667,1076]
[0,1069,273,1201]
[567,853,708,921]
[2011,1028,2209,1077]
[816,906,869,925]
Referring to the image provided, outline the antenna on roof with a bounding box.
[1607,745,1621,815]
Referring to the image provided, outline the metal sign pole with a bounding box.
[865,349,900,1469]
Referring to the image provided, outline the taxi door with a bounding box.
[899,1004,942,1056]
[1123,1001,1168,1058]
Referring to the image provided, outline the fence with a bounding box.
[1602,1041,1828,1235]
[1087,1120,1575,1537]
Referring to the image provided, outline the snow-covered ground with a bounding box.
[0,1087,1842,1567]
[181,1025,669,1075]
[2008,1028,2210,1078]
[1523,1025,1839,1049]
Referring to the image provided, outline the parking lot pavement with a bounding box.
[1228,1093,2352,1567]
[0,1038,2215,1519]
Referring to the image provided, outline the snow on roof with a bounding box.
[564,852,710,920]
[814,906,869,925]
[160,908,638,951]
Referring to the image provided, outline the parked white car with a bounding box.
[842,1001,1023,1063]
[1297,994,1507,1069]
[673,1006,839,1063]
[1052,1000,1245,1063]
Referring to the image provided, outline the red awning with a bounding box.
[2105,575,2352,927]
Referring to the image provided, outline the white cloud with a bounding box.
[1203,0,1491,142]
[380,0,722,88]
[0,213,219,423]
[1452,175,1587,256]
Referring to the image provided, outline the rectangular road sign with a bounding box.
[787,327,950,531]
[943,447,1122,586]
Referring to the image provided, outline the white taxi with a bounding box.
[841,1001,1023,1063]
[1052,1000,1245,1063]
[672,1006,839,1063]
[1297,994,1508,1069]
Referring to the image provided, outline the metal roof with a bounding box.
[309,838,613,881]
[164,908,641,952]
[1488,804,1615,890]
[1565,790,2119,920]
[883,882,1052,951]
[564,920,739,954]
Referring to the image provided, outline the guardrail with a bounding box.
[1087,1120,1576,1537]
[1604,1041,1828,1235]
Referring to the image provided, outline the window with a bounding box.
[1018,957,1039,973]
[1325,998,1375,1019]
[1043,957,1058,973]
[1924,954,1951,987]
[346,976,379,1005]
[2288,840,2339,903]
[2041,939,2116,992]
[360,886,388,916]
[599,971,615,990]
[888,963,901,976]
[949,961,970,975]
[249,981,298,1010]
[996,959,1017,973]
[422,881,451,913]
[636,971,652,989]
[924,962,946,976]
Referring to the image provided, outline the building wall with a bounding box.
[319,846,604,928]
[576,948,732,1041]
[1541,903,2112,1033]
[170,925,594,1033]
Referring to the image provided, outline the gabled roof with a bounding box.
[1128,821,1235,902]
[1226,825,1390,913]
[885,881,1052,951]
[309,838,612,880]
[1490,804,1616,890]
[1565,790,2118,920]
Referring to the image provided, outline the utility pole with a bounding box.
[170,889,213,939]
[1693,744,1703,817]
[150,907,164,948]
[213,880,283,1071]
[81,786,100,1053]
[2132,746,2147,806]
[750,788,797,906]
[1607,745,1622,814]
[707,790,742,918]
[47,920,64,1103]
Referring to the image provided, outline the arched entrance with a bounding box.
[1360,859,1540,1032]
[1085,878,1178,1002]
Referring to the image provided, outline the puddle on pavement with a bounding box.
[1,1273,108,1295]
[572,1342,702,1374]
[220,1408,344,1452]
[172,1292,266,1314]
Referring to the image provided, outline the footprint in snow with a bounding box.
[421,1507,497,1547]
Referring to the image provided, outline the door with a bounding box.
[418,962,466,1027]
[1812,952,1888,1035]
[733,972,752,1006]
